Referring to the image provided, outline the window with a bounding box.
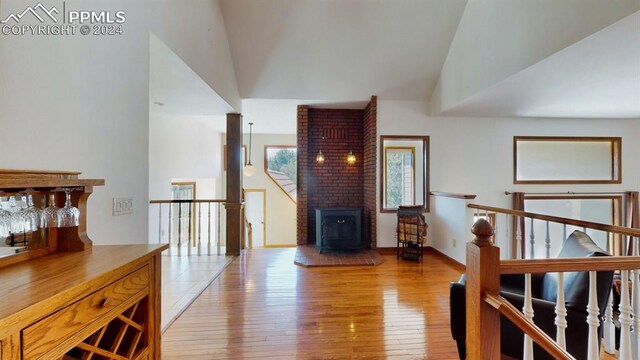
[264,146,297,202]
[380,136,429,213]
[514,136,621,184]
[171,182,196,245]
[385,147,415,208]
[524,195,622,258]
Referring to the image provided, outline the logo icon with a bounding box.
[1,3,59,24]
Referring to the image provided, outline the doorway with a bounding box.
[171,182,196,254]
[245,189,266,248]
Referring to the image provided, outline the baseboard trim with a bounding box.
[426,247,465,271]
[375,246,465,271]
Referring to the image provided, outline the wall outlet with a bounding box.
[113,197,133,216]
[452,239,457,248]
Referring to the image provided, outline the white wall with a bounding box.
[377,100,640,263]
[431,0,640,113]
[223,133,297,247]
[148,114,223,244]
[0,0,237,245]
[151,0,241,111]
[149,114,223,203]
[0,0,152,245]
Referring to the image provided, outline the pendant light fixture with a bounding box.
[243,122,256,177]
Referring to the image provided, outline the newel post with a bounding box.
[466,219,501,359]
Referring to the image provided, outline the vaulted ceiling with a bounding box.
[218,0,640,121]
[152,0,640,132]
[220,0,468,101]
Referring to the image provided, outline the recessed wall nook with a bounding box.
[297,96,377,248]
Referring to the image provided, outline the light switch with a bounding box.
[113,197,133,216]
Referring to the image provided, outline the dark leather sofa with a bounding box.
[450,231,614,359]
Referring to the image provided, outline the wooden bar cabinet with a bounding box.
[0,170,167,359]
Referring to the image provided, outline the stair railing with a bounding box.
[149,199,226,256]
[466,205,640,360]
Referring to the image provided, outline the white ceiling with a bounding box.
[439,11,640,119]
[149,32,233,132]
[220,0,468,101]
[151,2,639,133]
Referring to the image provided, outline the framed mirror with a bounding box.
[514,136,621,184]
[380,135,429,213]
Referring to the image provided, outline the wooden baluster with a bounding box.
[158,204,162,244]
[187,203,192,256]
[466,219,500,360]
[555,272,567,350]
[523,273,534,360]
[177,203,182,256]
[603,289,616,354]
[217,203,222,255]
[168,204,173,256]
[207,203,212,256]
[529,217,535,259]
[620,270,633,359]
[586,271,600,360]
[545,221,551,259]
[197,203,202,256]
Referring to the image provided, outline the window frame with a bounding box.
[380,135,430,213]
[513,136,622,184]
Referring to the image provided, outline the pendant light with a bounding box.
[243,122,256,177]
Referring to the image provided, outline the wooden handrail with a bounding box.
[468,203,640,238]
[430,191,477,200]
[484,294,575,360]
[501,256,640,274]
[149,199,227,204]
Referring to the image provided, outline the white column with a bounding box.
[586,271,600,360]
[555,272,568,350]
[603,289,616,354]
[545,221,551,259]
[620,270,633,360]
[523,273,534,360]
[529,217,535,259]
[632,268,640,359]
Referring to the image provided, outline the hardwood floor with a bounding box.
[162,248,464,359]
[161,253,235,331]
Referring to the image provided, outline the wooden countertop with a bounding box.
[0,244,168,339]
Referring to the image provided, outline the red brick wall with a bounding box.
[296,106,309,245]
[297,101,377,247]
[363,96,377,248]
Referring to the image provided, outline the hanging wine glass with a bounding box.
[21,195,41,232]
[8,196,24,234]
[42,193,59,228]
[0,198,11,238]
[57,190,79,228]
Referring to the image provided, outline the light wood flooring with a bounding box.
[161,253,234,331]
[162,248,464,359]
